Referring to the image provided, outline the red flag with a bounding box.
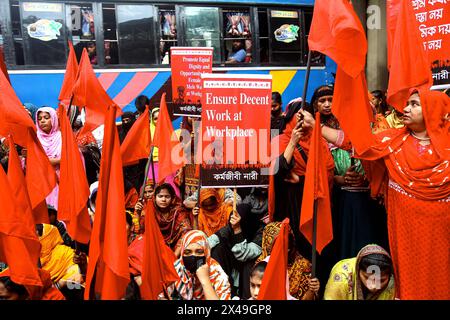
[57,106,91,244]
[333,68,376,154]
[258,218,289,300]
[308,0,367,78]
[386,0,432,112]
[0,46,10,83]
[0,68,57,222]
[71,49,121,134]
[300,113,333,254]
[386,0,401,69]
[6,136,33,219]
[84,105,129,300]
[140,203,179,300]
[0,69,35,147]
[58,41,79,106]
[121,108,151,167]
[0,165,42,288]
[152,93,184,184]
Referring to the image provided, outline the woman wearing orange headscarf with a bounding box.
[192,188,234,237]
[301,89,450,300]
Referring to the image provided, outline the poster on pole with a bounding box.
[200,74,272,188]
[170,47,213,117]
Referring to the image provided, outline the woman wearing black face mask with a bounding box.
[162,230,231,300]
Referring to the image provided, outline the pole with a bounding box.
[150,146,156,187]
[195,165,202,208]
[301,50,313,111]
[311,198,318,278]
[139,147,153,199]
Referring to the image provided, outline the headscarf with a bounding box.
[119,112,136,142]
[172,230,231,300]
[35,107,62,159]
[198,188,233,237]
[359,89,450,200]
[38,224,82,284]
[24,103,38,122]
[236,203,263,243]
[128,235,144,276]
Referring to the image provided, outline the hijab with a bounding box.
[35,107,62,159]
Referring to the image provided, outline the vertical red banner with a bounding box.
[200,74,272,188]
[388,0,450,87]
[170,47,213,117]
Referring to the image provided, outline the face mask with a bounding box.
[182,255,206,274]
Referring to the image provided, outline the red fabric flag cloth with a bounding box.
[333,68,376,154]
[58,41,79,106]
[308,0,367,78]
[57,106,91,244]
[84,105,129,300]
[140,203,179,300]
[0,46,10,83]
[7,136,34,219]
[300,113,333,254]
[152,93,184,184]
[71,49,121,135]
[0,165,42,288]
[386,0,432,112]
[257,218,289,300]
[0,69,35,147]
[121,107,151,167]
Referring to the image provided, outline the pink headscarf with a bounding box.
[36,107,62,159]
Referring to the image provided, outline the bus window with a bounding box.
[184,6,221,63]
[116,4,155,65]
[69,3,96,64]
[102,3,118,65]
[223,9,252,64]
[269,9,302,65]
[10,1,24,65]
[21,1,66,65]
[304,9,325,66]
[258,8,269,64]
[159,6,177,65]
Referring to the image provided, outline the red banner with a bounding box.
[170,47,213,117]
[388,0,450,87]
[200,74,272,188]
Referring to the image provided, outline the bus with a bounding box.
[0,0,337,127]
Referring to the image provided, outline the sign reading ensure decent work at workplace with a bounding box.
[200,74,272,188]
[170,47,213,117]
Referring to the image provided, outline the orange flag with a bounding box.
[333,68,376,154]
[84,105,129,300]
[0,68,57,222]
[386,0,432,112]
[258,218,289,300]
[140,203,179,300]
[58,41,79,106]
[300,113,333,254]
[0,46,10,83]
[7,136,33,219]
[152,93,184,184]
[308,0,367,78]
[121,108,151,167]
[71,49,121,134]
[57,106,91,244]
[0,165,42,288]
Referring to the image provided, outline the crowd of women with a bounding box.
[0,85,449,301]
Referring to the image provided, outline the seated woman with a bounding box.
[152,183,192,256]
[207,203,264,299]
[324,244,396,300]
[256,222,320,300]
[0,268,65,300]
[134,179,155,233]
[162,230,231,300]
[192,188,235,237]
[37,224,86,294]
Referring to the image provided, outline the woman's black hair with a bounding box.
[135,95,149,114]
[154,183,176,199]
[359,253,393,274]
[0,276,28,298]
[251,261,267,277]
[272,92,282,105]
[279,99,311,133]
[125,211,133,227]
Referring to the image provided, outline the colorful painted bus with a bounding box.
[0,0,336,126]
